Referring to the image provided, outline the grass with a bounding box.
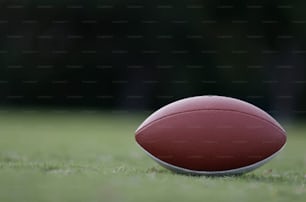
[0,109,305,202]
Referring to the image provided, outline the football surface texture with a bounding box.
[135,96,287,175]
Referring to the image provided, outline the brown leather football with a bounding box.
[135,96,286,175]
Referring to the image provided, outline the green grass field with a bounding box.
[0,109,305,202]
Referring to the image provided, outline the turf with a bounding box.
[0,109,305,202]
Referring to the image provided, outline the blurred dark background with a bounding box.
[0,0,306,119]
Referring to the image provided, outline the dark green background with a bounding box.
[0,0,305,119]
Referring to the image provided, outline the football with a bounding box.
[135,96,287,175]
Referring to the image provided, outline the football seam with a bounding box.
[135,108,286,137]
